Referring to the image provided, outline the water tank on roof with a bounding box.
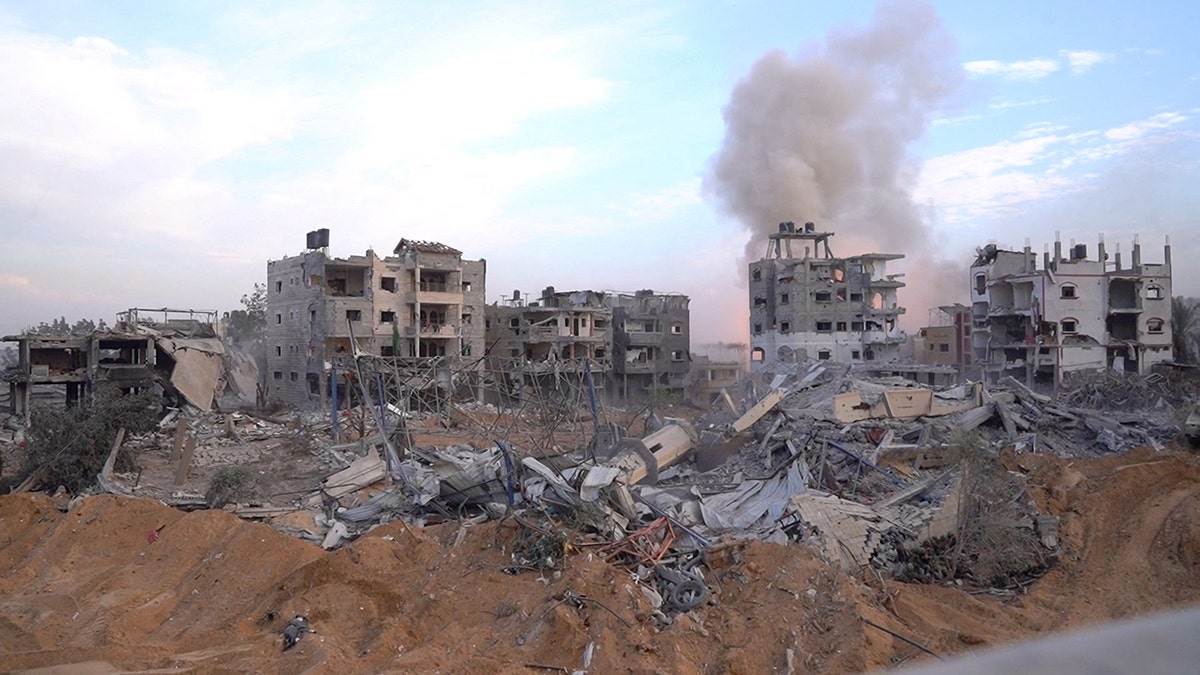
[315,228,330,248]
[1073,243,1087,260]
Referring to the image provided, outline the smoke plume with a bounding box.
[705,0,964,302]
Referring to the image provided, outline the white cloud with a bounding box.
[344,40,613,172]
[617,179,702,222]
[0,26,297,243]
[964,58,1060,81]
[1060,49,1113,75]
[918,111,1193,225]
[1103,112,1188,141]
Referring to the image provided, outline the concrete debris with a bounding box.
[321,448,387,500]
[7,344,1193,610]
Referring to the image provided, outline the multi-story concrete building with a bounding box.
[482,284,609,372]
[748,221,906,368]
[484,287,613,400]
[970,234,1172,387]
[610,290,690,402]
[265,230,486,407]
[484,287,693,404]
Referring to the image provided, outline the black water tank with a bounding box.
[306,230,318,249]
[316,228,330,247]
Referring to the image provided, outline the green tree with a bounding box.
[226,283,267,340]
[24,316,107,336]
[21,385,159,493]
[1172,296,1198,364]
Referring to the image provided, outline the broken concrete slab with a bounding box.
[158,337,226,412]
[731,389,785,433]
[834,384,984,423]
[322,448,387,499]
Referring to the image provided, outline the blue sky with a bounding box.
[0,0,1196,345]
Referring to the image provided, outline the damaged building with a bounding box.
[265,230,487,407]
[682,354,743,407]
[484,287,693,404]
[914,304,974,374]
[484,287,614,401]
[749,221,906,369]
[2,308,227,421]
[970,234,1173,387]
[610,290,691,402]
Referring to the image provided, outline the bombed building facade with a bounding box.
[609,290,691,401]
[748,222,906,369]
[484,287,691,404]
[970,234,1173,387]
[2,308,228,421]
[265,230,487,407]
[484,288,613,402]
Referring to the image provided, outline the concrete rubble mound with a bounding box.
[7,356,1178,587]
[3,352,1200,672]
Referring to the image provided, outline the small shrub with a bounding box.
[206,466,257,508]
[22,385,158,493]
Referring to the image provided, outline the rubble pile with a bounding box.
[4,356,1195,611]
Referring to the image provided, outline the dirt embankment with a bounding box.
[2,447,1199,673]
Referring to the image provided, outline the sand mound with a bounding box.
[3,447,1200,672]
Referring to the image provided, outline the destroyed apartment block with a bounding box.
[265,229,487,409]
[485,287,613,403]
[971,233,1173,388]
[484,286,693,405]
[609,290,691,402]
[749,221,907,370]
[3,308,227,421]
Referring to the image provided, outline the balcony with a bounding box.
[620,360,660,374]
[622,331,663,346]
[408,287,464,306]
[405,324,459,338]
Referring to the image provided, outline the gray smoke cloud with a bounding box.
[705,0,963,270]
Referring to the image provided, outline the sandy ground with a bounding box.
[1,446,1198,673]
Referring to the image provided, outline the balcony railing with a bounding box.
[405,324,459,338]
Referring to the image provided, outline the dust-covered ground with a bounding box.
[1,446,1198,673]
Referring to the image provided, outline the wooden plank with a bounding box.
[834,392,872,423]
